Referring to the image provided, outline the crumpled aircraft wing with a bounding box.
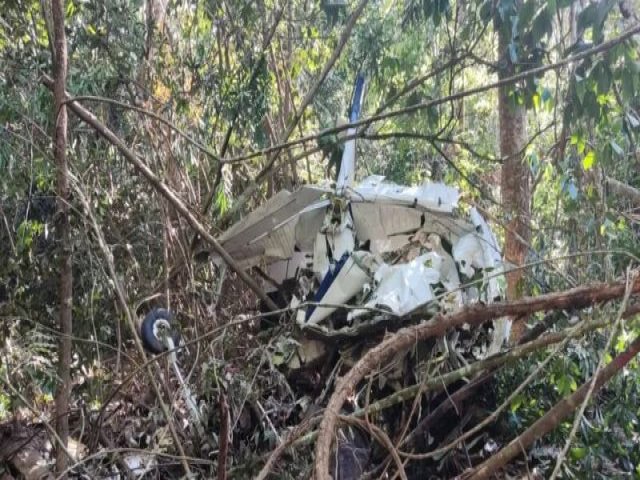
[217,186,329,268]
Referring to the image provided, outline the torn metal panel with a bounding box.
[470,207,502,275]
[219,186,328,253]
[350,202,474,254]
[453,233,487,278]
[348,253,442,321]
[470,207,510,354]
[350,175,460,213]
[219,190,291,243]
[265,252,309,289]
[306,252,374,325]
[350,203,423,253]
[294,203,328,251]
[312,208,356,280]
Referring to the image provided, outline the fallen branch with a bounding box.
[606,175,640,205]
[250,303,636,477]
[468,326,640,479]
[40,75,278,312]
[313,275,640,479]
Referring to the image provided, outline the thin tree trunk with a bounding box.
[497,22,530,343]
[51,0,72,476]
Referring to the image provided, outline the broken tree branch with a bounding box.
[606,175,640,205]
[468,324,640,478]
[40,74,278,312]
[314,274,640,479]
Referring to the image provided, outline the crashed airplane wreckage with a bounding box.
[214,75,510,356]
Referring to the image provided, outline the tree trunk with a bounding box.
[50,0,72,476]
[497,25,530,343]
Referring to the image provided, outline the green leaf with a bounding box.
[518,1,536,32]
[583,150,596,170]
[479,0,493,23]
[577,3,598,31]
[556,374,577,396]
[570,447,588,460]
[594,64,612,93]
[532,92,540,110]
[271,351,285,366]
[66,0,76,17]
[621,68,636,100]
[532,6,552,39]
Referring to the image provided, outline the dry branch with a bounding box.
[40,75,278,312]
[606,175,640,205]
[313,275,640,479]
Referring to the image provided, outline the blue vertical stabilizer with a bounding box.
[337,74,366,193]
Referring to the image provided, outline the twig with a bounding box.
[254,416,321,480]
[400,336,571,460]
[97,430,135,480]
[339,415,408,480]
[217,392,230,480]
[0,374,74,463]
[62,95,220,162]
[202,0,289,215]
[218,0,370,224]
[53,447,215,480]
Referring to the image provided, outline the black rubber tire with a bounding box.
[140,308,181,354]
